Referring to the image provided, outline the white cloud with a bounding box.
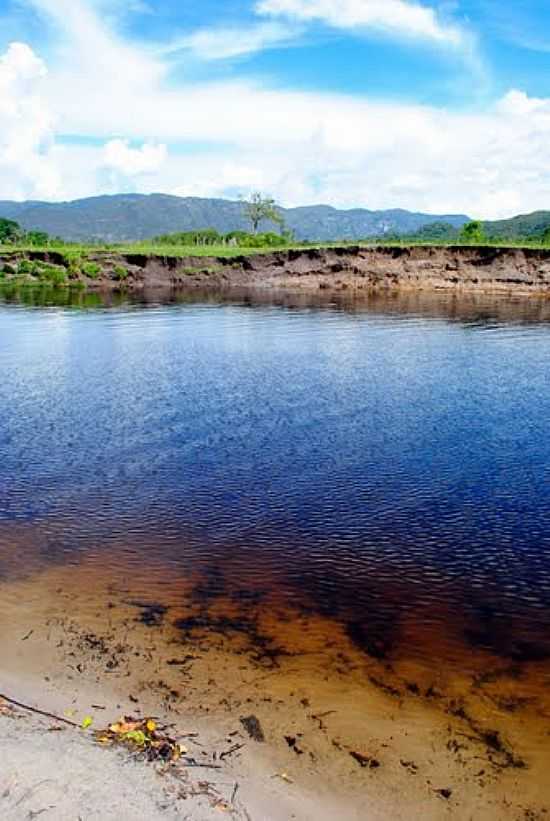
[161,22,297,61]
[171,161,267,199]
[102,139,167,175]
[0,42,60,199]
[62,89,550,220]
[0,1,549,220]
[256,0,464,47]
[496,88,550,117]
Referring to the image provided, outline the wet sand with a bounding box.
[1,538,549,820]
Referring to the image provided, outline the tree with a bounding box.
[411,222,459,242]
[459,220,485,244]
[243,192,284,234]
[0,217,23,244]
[26,230,50,246]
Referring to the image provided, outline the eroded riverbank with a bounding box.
[2,244,550,295]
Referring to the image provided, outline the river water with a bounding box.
[1,287,550,815]
[1,287,550,663]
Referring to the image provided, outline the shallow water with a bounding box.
[1,286,550,668]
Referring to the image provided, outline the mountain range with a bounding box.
[0,194,470,243]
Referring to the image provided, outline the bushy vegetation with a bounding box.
[153,229,223,246]
[151,228,294,249]
[151,194,290,248]
[2,258,67,285]
[112,265,129,281]
[82,261,102,279]
[374,216,550,248]
[0,218,64,247]
[0,218,23,244]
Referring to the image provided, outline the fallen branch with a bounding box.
[0,693,78,727]
[220,743,245,760]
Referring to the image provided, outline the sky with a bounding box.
[1,0,550,218]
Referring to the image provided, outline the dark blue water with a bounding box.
[1,289,550,662]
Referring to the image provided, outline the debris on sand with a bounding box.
[350,751,381,770]
[240,715,265,742]
[0,696,17,718]
[95,717,188,763]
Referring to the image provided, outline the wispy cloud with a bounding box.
[256,0,466,47]
[161,21,299,61]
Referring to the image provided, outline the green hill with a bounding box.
[484,211,550,240]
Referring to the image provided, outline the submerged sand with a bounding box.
[1,542,549,821]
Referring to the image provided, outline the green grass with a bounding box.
[371,238,550,250]
[115,242,291,257]
[2,238,550,263]
[0,242,282,259]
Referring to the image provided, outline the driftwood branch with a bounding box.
[0,693,79,727]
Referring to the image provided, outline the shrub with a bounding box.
[152,229,222,246]
[113,265,129,281]
[26,231,50,246]
[63,257,84,279]
[35,262,67,285]
[82,262,102,279]
[17,259,33,275]
[240,231,288,248]
[2,263,16,275]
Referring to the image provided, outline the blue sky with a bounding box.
[0,0,550,217]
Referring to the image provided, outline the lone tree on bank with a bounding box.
[243,192,284,234]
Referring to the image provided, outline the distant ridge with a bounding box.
[0,193,470,243]
[483,210,550,240]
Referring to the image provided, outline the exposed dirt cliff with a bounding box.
[2,245,550,295]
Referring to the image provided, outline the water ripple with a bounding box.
[1,291,550,661]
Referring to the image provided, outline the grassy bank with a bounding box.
[4,236,550,261]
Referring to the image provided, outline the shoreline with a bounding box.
[2,545,549,820]
[2,244,550,296]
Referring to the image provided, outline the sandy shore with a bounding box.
[1,702,350,821]
[1,705,228,821]
[1,542,549,821]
